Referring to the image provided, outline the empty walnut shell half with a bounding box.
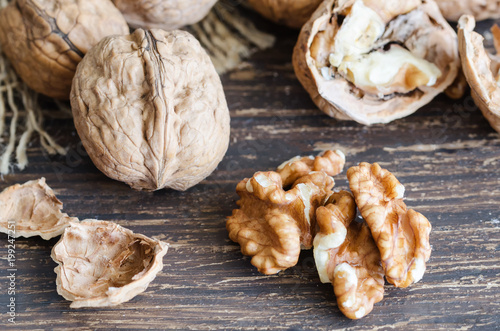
[0,0,129,99]
[111,0,218,30]
[51,220,168,308]
[458,16,500,133]
[246,0,323,29]
[293,0,460,125]
[0,178,77,240]
[436,0,500,22]
[71,29,230,191]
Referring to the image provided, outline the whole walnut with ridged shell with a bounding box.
[0,0,129,99]
[70,29,230,191]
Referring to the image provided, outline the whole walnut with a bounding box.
[0,0,129,99]
[111,0,218,30]
[246,0,323,29]
[70,29,230,191]
[436,0,500,21]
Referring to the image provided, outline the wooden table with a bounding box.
[1,13,499,331]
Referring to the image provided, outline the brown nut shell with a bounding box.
[112,0,218,30]
[0,0,129,99]
[458,16,500,133]
[246,0,322,29]
[292,0,460,125]
[51,220,168,308]
[70,29,230,191]
[436,0,500,22]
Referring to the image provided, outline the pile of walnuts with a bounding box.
[227,151,432,319]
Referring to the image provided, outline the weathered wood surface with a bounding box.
[0,14,499,331]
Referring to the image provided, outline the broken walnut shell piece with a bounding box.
[0,178,77,240]
[276,150,346,187]
[51,220,168,308]
[246,0,323,29]
[458,16,500,133]
[227,171,334,275]
[347,162,432,288]
[435,0,500,22]
[0,0,129,99]
[292,0,460,125]
[313,191,384,319]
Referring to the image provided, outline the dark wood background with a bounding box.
[0,10,499,331]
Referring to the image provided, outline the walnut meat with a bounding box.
[458,16,500,133]
[70,29,230,191]
[313,191,384,319]
[0,178,77,240]
[436,0,500,21]
[227,171,334,274]
[51,220,168,308]
[293,0,460,125]
[347,162,432,288]
[0,0,129,99]
[246,0,323,29]
[111,0,218,30]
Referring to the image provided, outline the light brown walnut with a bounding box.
[227,171,334,274]
[246,0,322,29]
[276,150,345,187]
[313,191,384,319]
[347,162,432,288]
[70,29,230,191]
[436,0,500,21]
[293,0,460,125]
[458,16,500,133]
[112,0,217,30]
[0,178,77,240]
[0,0,129,99]
[51,220,168,308]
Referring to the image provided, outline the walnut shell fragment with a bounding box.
[0,178,77,240]
[436,0,500,22]
[227,171,334,274]
[458,16,500,133]
[51,220,168,308]
[246,0,323,29]
[71,29,230,191]
[0,0,129,99]
[347,163,432,288]
[293,0,460,125]
[313,191,384,319]
[112,0,218,30]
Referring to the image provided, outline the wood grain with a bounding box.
[0,15,499,331]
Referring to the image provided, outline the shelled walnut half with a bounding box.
[293,0,460,125]
[313,191,384,319]
[436,0,500,22]
[0,0,129,99]
[347,163,432,288]
[458,16,500,133]
[51,220,168,308]
[0,178,77,240]
[246,0,323,29]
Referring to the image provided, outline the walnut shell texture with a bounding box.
[71,29,230,191]
[246,0,323,29]
[458,16,500,133]
[292,0,460,125]
[112,0,218,30]
[51,220,169,308]
[436,0,500,22]
[0,178,77,240]
[0,0,129,99]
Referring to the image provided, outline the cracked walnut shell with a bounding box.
[227,171,334,274]
[458,16,500,133]
[313,191,384,319]
[70,28,230,191]
[111,0,218,30]
[347,162,432,288]
[0,178,77,240]
[246,0,323,29]
[0,0,129,99]
[292,0,460,125]
[51,220,168,308]
[436,0,500,22]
